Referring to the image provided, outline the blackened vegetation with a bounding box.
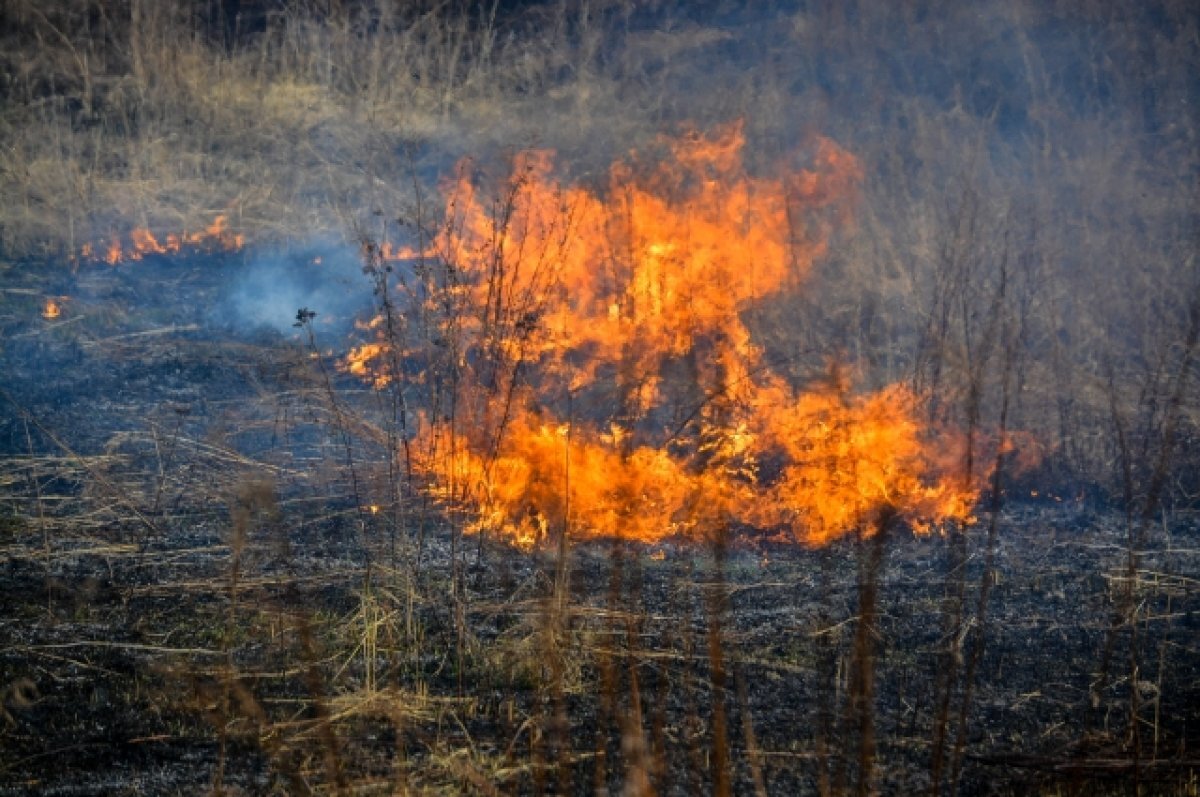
[0,254,1196,795]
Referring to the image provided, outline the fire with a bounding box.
[351,122,982,547]
[344,343,392,389]
[378,241,419,261]
[747,375,978,544]
[187,215,245,250]
[42,298,63,319]
[77,214,244,264]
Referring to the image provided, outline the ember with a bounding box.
[41,298,63,319]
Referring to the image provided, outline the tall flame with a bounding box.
[351,123,980,547]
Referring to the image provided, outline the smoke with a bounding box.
[216,239,373,339]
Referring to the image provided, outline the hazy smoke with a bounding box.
[217,240,372,338]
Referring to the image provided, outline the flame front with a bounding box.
[78,214,244,265]
[354,123,980,547]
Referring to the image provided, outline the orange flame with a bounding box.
[344,343,392,389]
[746,377,978,544]
[42,298,63,319]
[350,123,981,548]
[79,214,244,264]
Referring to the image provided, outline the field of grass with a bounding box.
[1,1,1198,794]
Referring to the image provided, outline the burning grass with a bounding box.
[1,421,1197,795]
[2,121,1197,794]
[1,2,1198,794]
[76,215,246,267]
[345,124,984,550]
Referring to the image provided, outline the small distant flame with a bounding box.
[344,343,392,388]
[42,298,63,319]
[378,241,419,261]
[187,215,245,250]
[78,214,244,265]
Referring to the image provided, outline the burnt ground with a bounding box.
[1,253,1199,795]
